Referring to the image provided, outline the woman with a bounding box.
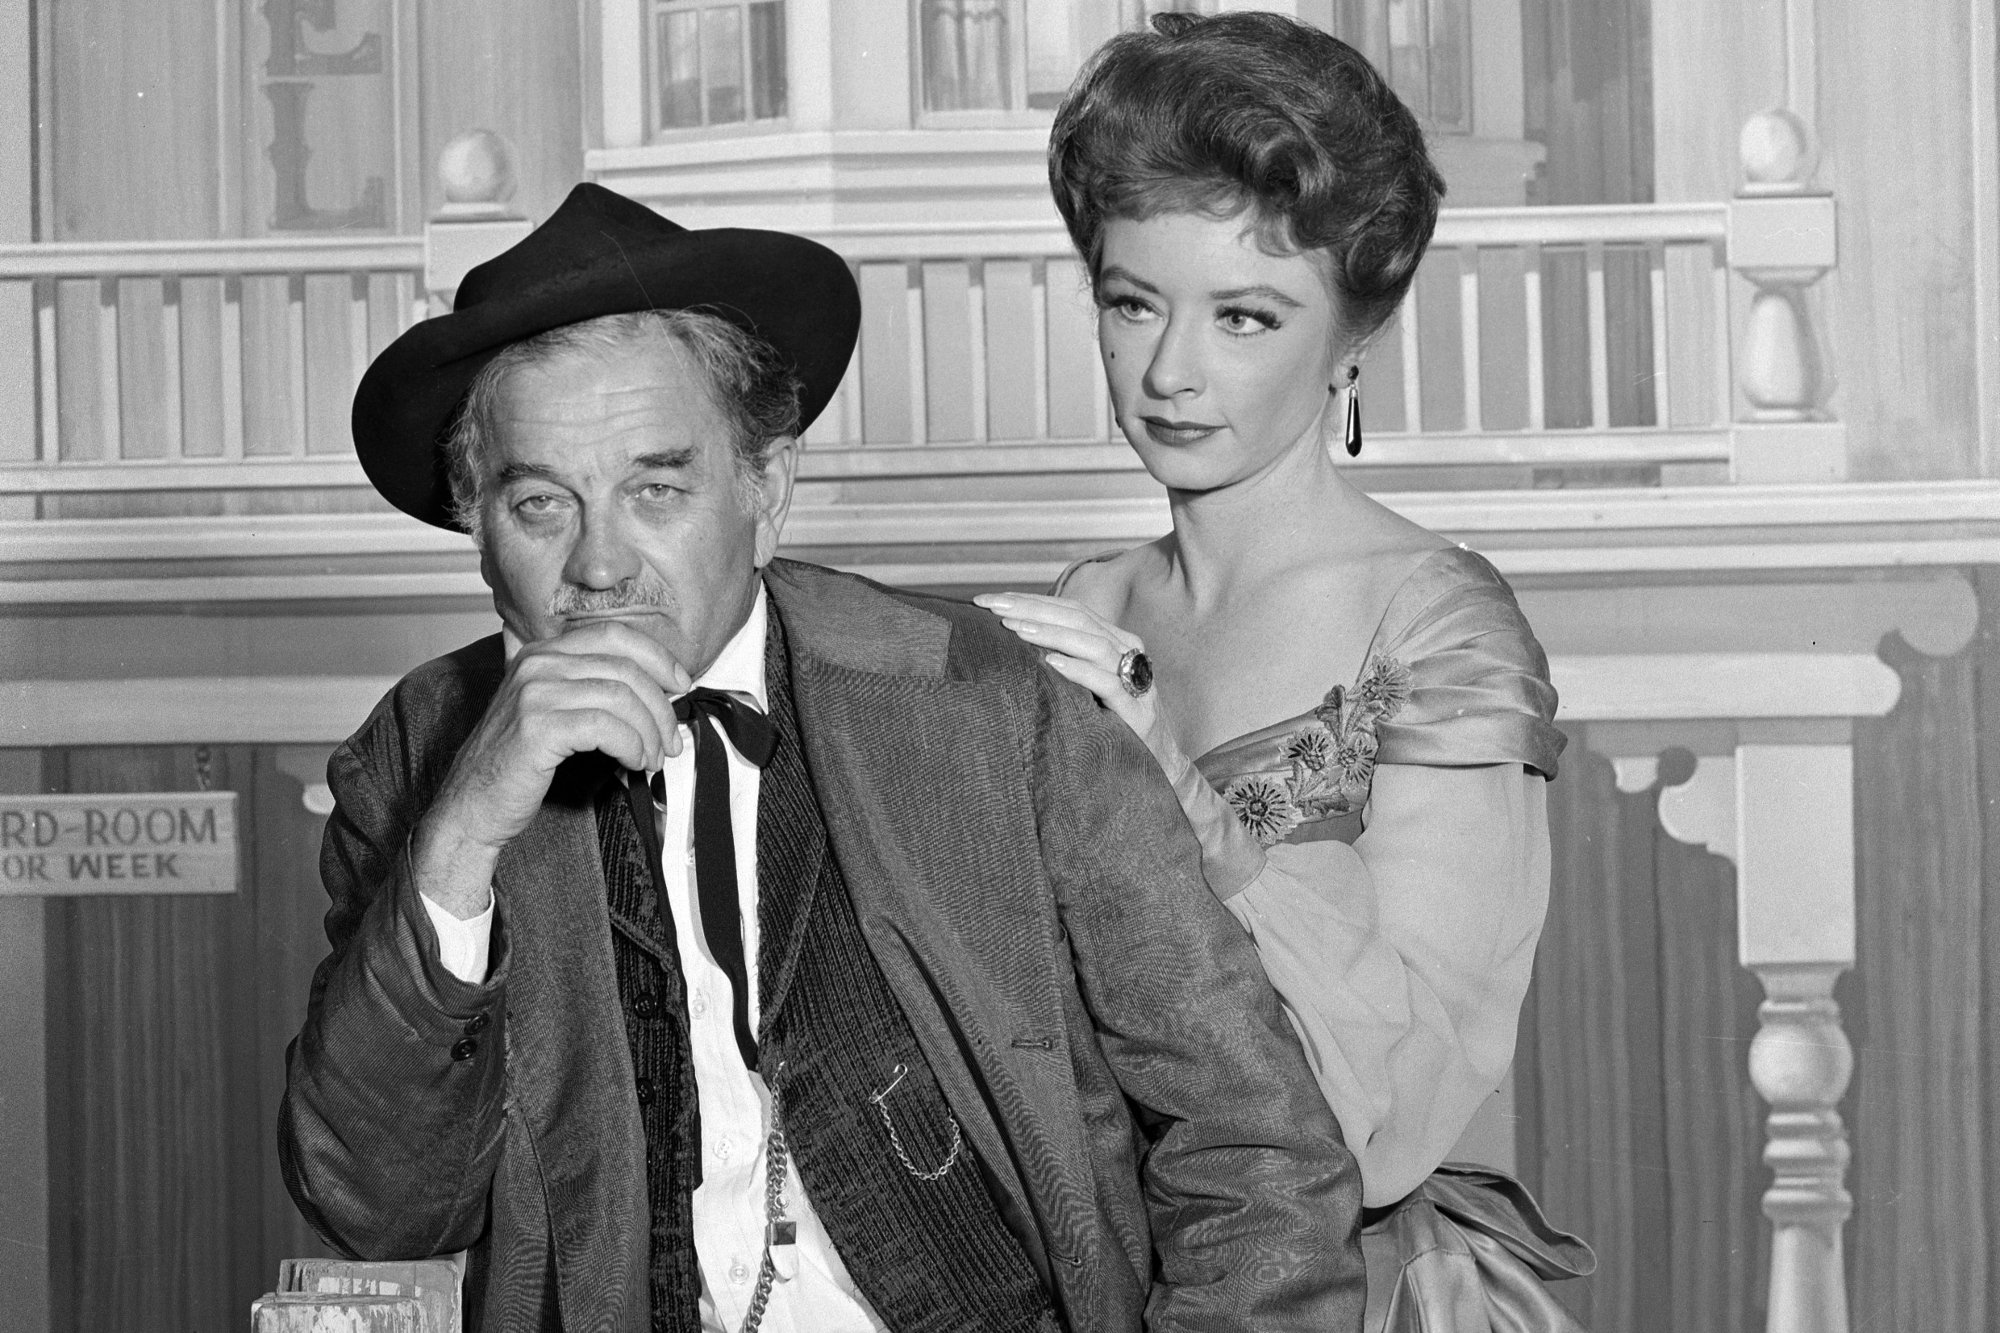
[975,13,1593,1330]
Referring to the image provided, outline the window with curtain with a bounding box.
[920,0,1211,115]
[653,0,787,132]
[1331,0,1472,134]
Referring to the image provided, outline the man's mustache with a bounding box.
[550,581,676,617]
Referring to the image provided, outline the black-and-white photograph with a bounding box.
[0,1,1992,1330]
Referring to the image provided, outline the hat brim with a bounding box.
[353,193,859,531]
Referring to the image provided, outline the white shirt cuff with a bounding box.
[422,890,496,984]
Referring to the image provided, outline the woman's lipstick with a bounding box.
[1141,416,1224,446]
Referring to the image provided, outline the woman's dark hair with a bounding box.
[1048,11,1445,345]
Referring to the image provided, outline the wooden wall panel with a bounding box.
[42,745,334,1333]
[1845,627,1992,1325]
[1816,0,1982,480]
[1982,569,2000,1333]
[1518,740,1653,1329]
[48,0,219,241]
[1521,737,1766,1329]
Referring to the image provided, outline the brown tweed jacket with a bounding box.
[279,558,1366,1332]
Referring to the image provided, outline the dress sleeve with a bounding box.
[1372,549,1564,779]
[1222,762,1550,1207]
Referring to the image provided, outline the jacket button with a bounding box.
[636,1076,655,1105]
[463,1012,490,1036]
[450,1038,478,1061]
[633,991,659,1019]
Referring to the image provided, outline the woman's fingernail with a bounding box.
[979,594,1013,609]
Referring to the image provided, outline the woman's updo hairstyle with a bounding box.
[1049,11,1445,345]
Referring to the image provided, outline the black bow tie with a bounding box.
[631,686,774,1071]
[674,687,775,765]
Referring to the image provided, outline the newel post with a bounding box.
[1736,740,1855,1333]
[1606,731,1860,1333]
[1727,110,1845,482]
[423,130,533,315]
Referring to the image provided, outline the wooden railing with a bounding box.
[0,192,1835,509]
[0,238,425,481]
[804,205,1737,470]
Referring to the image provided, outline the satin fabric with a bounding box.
[1361,1166,1593,1333]
[1195,547,1565,828]
[1193,546,1592,1330]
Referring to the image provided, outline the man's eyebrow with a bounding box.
[631,447,698,470]
[494,461,563,486]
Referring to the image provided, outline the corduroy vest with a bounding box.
[598,610,1056,1333]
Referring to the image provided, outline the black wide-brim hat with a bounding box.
[353,182,860,531]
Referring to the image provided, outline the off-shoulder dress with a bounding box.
[1062,544,1595,1332]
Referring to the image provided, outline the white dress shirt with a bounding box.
[425,588,883,1332]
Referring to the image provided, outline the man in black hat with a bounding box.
[279,183,1363,1332]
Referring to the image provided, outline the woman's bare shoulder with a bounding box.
[1054,539,1168,617]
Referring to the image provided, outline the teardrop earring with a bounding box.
[1342,365,1362,458]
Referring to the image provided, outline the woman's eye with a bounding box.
[1103,294,1155,321]
[1218,306,1279,334]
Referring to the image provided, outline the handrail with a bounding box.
[799,202,1731,261]
[0,235,425,278]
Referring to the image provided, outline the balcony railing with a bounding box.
[0,182,1837,514]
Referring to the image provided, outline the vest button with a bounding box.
[463,1012,490,1035]
[635,1076,656,1104]
[633,991,659,1019]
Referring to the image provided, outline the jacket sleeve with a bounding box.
[278,710,512,1260]
[1027,673,1368,1332]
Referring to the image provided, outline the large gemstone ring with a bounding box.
[1116,648,1154,698]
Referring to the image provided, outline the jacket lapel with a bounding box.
[761,561,1072,1292]
[754,610,829,1040]
[493,755,652,1333]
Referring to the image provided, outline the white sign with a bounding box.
[0,792,238,896]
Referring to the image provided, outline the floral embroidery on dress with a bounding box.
[1222,775,1302,845]
[1226,655,1412,844]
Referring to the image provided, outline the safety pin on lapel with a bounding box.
[868,1062,964,1182]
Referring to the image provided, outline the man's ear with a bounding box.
[749,436,798,569]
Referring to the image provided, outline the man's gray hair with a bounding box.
[442,308,804,537]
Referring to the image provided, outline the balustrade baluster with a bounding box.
[286,275,309,457]
[1712,241,1733,428]
[1458,246,1482,433]
[904,263,927,447]
[347,273,371,423]
[840,319,863,446]
[160,276,184,460]
[35,280,57,463]
[1648,242,1671,428]
[1029,258,1050,441]
[1524,246,1546,432]
[95,277,121,460]
[967,258,988,444]
[220,275,245,461]
[1399,287,1422,433]
[1091,336,1112,441]
[1586,242,1611,430]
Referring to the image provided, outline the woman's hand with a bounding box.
[973,591,1179,769]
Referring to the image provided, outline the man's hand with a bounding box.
[411,620,692,918]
